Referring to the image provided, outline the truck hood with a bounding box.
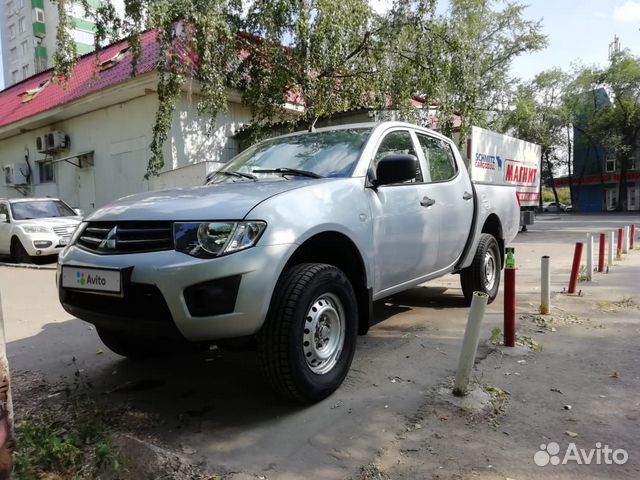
[87,180,332,222]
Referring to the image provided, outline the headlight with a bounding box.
[21,225,51,234]
[174,221,266,258]
[69,222,87,245]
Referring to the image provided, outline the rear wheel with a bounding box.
[460,233,501,305]
[10,238,31,264]
[257,263,358,403]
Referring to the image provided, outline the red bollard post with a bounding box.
[598,233,606,273]
[568,242,584,294]
[617,228,624,257]
[631,224,636,250]
[504,248,516,347]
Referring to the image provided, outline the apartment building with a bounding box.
[0,0,102,87]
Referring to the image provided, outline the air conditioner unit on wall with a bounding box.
[4,163,29,185]
[35,131,68,153]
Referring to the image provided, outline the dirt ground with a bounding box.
[2,213,639,479]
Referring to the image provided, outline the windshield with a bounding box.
[11,200,76,220]
[208,128,372,183]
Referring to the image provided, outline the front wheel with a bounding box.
[460,233,501,305]
[257,263,358,403]
[10,238,32,264]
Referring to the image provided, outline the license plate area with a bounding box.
[61,266,122,294]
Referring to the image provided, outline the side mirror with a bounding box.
[373,154,417,187]
[0,214,7,223]
[73,208,84,217]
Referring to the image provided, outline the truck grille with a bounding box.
[52,225,78,236]
[77,221,174,254]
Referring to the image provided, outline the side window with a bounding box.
[373,130,423,183]
[0,204,9,220]
[416,134,457,182]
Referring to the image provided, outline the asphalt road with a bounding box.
[1,212,639,479]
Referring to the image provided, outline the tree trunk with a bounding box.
[617,154,629,212]
[566,126,574,206]
[545,151,560,205]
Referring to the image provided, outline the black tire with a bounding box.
[460,233,501,305]
[96,328,199,359]
[257,263,358,403]
[10,238,31,264]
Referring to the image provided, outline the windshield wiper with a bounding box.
[208,170,257,183]
[252,168,323,179]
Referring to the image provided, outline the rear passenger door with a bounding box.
[415,133,473,271]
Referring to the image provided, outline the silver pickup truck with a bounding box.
[58,121,519,403]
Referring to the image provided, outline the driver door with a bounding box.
[367,129,438,295]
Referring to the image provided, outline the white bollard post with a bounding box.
[608,231,615,266]
[624,226,630,254]
[586,234,593,281]
[540,256,550,314]
[453,291,489,396]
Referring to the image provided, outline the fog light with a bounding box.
[33,240,52,249]
[35,250,42,256]
[184,275,241,317]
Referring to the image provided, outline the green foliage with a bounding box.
[52,0,79,83]
[53,0,545,177]
[542,187,571,204]
[14,397,121,479]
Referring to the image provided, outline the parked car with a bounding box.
[542,201,570,212]
[58,122,519,403]
[0,198,82,263]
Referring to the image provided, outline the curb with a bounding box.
[0,262,56,271]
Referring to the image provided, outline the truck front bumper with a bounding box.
[57,243,296,342]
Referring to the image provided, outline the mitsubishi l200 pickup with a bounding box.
[58,122,519,403]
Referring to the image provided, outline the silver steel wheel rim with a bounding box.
[302,292,346,375]
[484,250,497,291]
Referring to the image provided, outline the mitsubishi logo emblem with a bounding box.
[99,226,118,250]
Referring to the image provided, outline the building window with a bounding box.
[18,16,25,33]
[20,40,28,56]
[11,70,18,83]
[17,0,24,8]
[7,1,14,15]
[605,156,616,172]
[8,24,16,39]
[38,161,54,183]
[630,155,638,171]
[10,47,17,60]
[22,64,29,79]
[34,8,44,23]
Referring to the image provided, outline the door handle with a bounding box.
[463,191,473,201]
[420,196,436,207]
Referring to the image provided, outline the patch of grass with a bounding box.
[351,463,390,480]
[597,297,638,312]
[484,385,511,418]
[14,396,122,480]
[489,327,503,346]
[528,315,557,332]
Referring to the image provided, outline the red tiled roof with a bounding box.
[0,30,160,130]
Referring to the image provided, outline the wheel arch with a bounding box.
[281,231,372,335]
[481,213,505,267]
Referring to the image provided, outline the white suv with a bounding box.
[0,198,82,263]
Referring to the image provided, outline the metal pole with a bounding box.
[453,291,489,396]
[608,231,615,266]
[623,226,630,254]
[586,234,593,281]
[504,247,516,347]
[540,256,550,315]
[617,228,624,258]
[598,233,606,273]
[0,292,14,480]
[568,242,584,294]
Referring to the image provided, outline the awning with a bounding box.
[46,151,94,168]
